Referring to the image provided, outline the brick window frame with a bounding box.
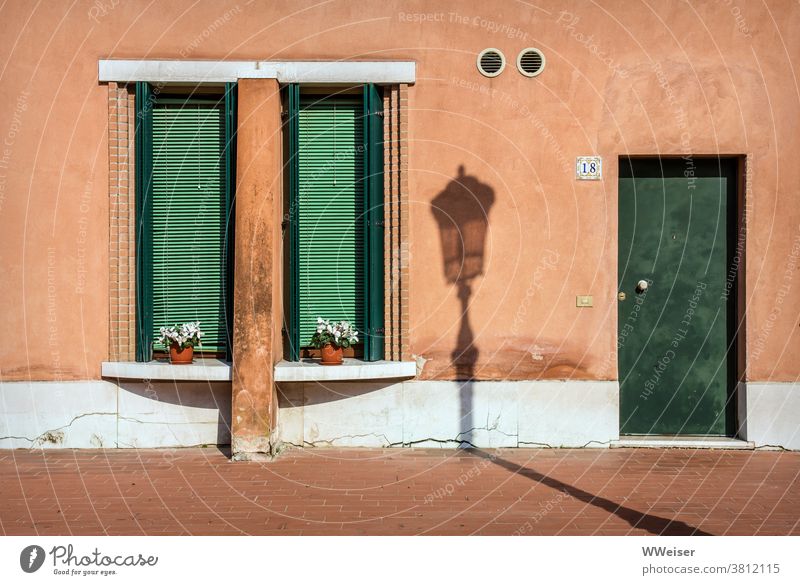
[383,84,410,361]
[108,82,136,361]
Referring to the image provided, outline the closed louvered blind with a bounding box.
[150,102,227,352]
[297,97,364,346]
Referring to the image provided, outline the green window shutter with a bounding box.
[135,82,154,362]
[363,84,385,361]
[286,86,384,362]
[223,83,237,360]
[287,85,300,360]
[296,96,365,346]
[149,100,228,353]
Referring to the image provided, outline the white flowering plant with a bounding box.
[310,317,359,349]
[157,321,204,350]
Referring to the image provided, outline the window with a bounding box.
[134,82,237,362]
[285,84,384,361]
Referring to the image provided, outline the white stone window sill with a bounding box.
[274,359,416,382]
[101,359,231,381]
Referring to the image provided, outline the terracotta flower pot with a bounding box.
[320,343,343,365]
[170,343,194,364]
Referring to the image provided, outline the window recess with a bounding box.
[134,82,237,362]
[285,84,385,362]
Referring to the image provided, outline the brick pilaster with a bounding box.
[398,84,410,361]
[383,84,411,362]
[108,83,136,361]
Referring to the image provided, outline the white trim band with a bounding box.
[275,359,416,382]
[101,359,231,381]
[98,60,416,84]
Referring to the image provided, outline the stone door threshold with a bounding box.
[611,436,754,449]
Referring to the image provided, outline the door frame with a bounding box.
[616,155,745,437]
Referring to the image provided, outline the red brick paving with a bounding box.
[1,447,798,535]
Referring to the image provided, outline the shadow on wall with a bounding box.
[117,381,232,446]
[431,165,495,447]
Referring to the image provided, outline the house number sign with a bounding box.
[576,156,602,180]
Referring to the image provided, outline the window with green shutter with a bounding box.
[286,85,384,361]
[135,84,236,361]
[296,96,365,345]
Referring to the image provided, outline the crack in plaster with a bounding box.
[117,416,219,426]
[289,421,519,449]
[285,428,614,450]
[1,413,220,448]
[117,441,216,448]
[391,437,481,448]
[754,445,789,451]
[286,431,395,448]
[393,419,518,447]
[0,412,117,447]
[519,439,614,448]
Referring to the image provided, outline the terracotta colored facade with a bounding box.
[0,1,798,452]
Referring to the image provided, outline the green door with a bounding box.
[618,158,737,436]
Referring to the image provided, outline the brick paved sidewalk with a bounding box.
[1,448,798,535]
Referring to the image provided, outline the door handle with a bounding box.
[636,280,649,293]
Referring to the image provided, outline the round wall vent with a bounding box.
[517,48,546,77]
[477,48,506,78]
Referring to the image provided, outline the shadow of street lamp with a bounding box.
[431,165,495,445]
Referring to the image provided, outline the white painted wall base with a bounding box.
[277,380,620,448]
[738,382,800,450]
[0,380,231,449]
[9,379,794,451]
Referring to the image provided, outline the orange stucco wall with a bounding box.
[0,0,797,382]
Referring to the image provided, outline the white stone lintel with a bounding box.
[101,359,231,381]
[98,60,416,84]
[275,359,416,382]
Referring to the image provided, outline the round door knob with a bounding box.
[636,280,649,293]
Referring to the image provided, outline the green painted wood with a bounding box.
[296,95,365,346]
[149,100,228,353]
[223,83,237,361]
[364,84,385,361]
[287,84,301,360]
[135,82,153,362]
[618,158,737,435]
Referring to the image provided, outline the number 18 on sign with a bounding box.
[576,156,602,180]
